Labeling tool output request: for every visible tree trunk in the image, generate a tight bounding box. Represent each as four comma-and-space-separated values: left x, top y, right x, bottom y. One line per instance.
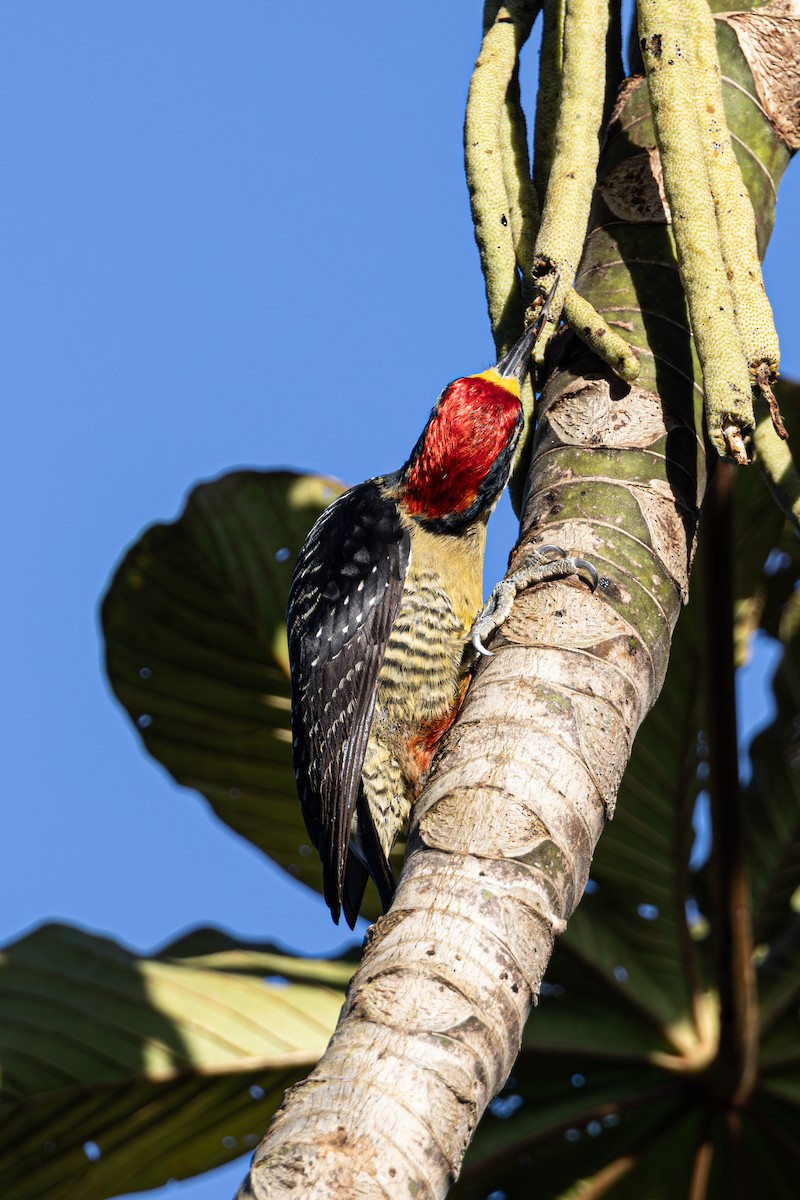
236, 5, 798, 1196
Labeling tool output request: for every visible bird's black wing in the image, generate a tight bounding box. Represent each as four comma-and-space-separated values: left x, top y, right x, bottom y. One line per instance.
287, 478, 409, 923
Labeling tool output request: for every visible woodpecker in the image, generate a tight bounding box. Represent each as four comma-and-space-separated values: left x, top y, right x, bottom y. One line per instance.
287, 316, 596, 927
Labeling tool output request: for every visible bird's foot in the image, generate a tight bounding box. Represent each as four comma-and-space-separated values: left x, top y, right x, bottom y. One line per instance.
470, 545, 598, 657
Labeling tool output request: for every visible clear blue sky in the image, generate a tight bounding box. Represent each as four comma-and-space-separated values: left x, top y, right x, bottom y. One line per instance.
3, 5, 796, 1198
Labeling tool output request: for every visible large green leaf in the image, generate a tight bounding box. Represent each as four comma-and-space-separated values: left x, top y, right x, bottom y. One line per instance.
99, 451, 800, 1196
101, 469, 348, 907
0, 923, 349, 1200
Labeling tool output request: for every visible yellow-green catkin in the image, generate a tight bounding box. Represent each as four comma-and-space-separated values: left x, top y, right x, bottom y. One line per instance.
533, 0, 565, 207
532, 0, 612, 331
685, 0, 780, 388
499, 64, 540, 306
465, 3, 538, 357
753, 403, 800, 535
638, 0, 754, 462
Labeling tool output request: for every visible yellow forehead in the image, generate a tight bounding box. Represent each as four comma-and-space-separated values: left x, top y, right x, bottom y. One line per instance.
471, 367, 520, 395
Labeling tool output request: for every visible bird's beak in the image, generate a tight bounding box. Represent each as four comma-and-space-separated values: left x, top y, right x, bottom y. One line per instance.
494, 275, 559, 384
494, 322, 541, 384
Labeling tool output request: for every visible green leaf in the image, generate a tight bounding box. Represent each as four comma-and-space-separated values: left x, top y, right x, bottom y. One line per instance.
101, 469, 346, 904
455, 1089, 691, 1199
160, 925, 359, 981
0, 923, 348, 1200
96, 427, 800, 1197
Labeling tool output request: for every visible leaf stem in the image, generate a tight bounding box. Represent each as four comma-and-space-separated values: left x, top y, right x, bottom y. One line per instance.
702, 463, 758, 1104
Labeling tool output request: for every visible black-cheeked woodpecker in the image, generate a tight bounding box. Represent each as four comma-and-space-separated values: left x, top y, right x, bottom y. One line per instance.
287, 317, 597, 926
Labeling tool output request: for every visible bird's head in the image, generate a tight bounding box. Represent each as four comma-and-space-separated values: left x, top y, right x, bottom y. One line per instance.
398, 323, 539, 530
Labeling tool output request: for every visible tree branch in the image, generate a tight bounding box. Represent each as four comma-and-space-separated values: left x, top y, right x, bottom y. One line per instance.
236, 5, 798, 1195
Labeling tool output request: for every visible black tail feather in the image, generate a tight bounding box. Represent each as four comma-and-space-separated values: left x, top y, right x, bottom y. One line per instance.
353, 790, 397, 919
341, 857, 369, 930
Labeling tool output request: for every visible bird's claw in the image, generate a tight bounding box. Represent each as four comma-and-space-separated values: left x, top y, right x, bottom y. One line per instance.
573, 557, 599, 592
468, 544, 597, 657
472, 632, 494, 658
470, 578, 517, 657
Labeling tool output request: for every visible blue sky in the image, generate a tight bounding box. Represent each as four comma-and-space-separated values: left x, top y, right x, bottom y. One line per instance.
3, 5, 797, 1198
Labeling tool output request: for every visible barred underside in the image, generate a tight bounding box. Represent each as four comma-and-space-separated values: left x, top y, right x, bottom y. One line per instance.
363, 566, 475, 862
